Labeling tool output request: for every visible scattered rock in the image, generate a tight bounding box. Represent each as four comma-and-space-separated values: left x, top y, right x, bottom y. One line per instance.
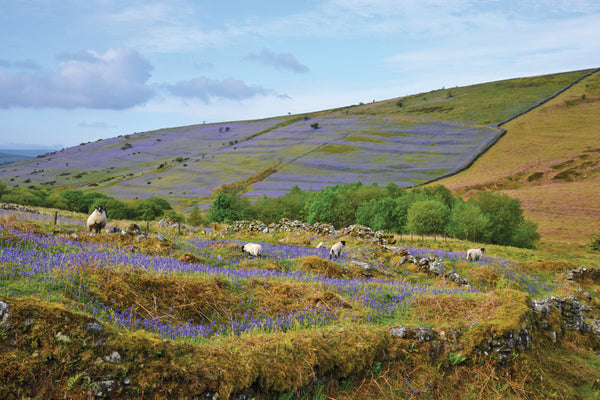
0, 301, 10, 328
85, 320, 105, 335
55, 332, 71, 343
390, 326, 407, 338
105, 225, 121, 234
104, 351, 122, 364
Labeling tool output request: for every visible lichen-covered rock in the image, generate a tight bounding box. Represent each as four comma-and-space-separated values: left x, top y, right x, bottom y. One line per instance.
0, 301, 10, 328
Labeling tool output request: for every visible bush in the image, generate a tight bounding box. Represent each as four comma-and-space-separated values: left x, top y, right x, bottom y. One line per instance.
591, 234, 600, 252
406, 199, 450, 237
91, 197, 133, 220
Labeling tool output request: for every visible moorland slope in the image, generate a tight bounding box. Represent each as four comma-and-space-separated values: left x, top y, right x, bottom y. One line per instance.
437, 69, 600, 245
0, 69, 595, 215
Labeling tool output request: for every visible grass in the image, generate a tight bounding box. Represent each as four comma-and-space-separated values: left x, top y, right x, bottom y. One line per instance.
3, 69, 595, 214
2, 207, 600, 399
437, 70, 600, 244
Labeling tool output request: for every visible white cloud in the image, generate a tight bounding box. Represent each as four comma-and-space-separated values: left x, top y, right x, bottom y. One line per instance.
162, 76, 290, 102
244, 48, 310, 73
0, 48, 154, 109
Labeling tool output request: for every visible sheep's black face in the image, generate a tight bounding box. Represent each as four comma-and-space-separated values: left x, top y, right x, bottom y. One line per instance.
96, 206, 104, 213
341, 240, 346, 246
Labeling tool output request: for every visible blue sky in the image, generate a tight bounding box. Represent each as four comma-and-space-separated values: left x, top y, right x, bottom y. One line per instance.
1, 0, 599, 150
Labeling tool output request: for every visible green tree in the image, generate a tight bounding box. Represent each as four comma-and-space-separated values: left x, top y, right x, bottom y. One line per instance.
187, 205, 205, 226
511, 219, 540, 249
307, 187, 338, 226
406, 199, 450, 237
90, 197, 133, 220
208, 192, 235, 223
1, 187, 45, 206
447, 201, 488, 241
208, 193, 255, 223
356, 197, 405, 233
469, 192, 524, 245
44, 192, 71, 210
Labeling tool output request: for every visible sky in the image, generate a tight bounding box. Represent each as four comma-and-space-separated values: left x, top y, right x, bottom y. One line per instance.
1, 0, 599, 150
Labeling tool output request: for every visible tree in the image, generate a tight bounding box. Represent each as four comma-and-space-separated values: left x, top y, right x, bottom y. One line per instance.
511, 220, 540, 249
469, 192, 524, 245
447, 201, 488, 242
187, 205, 205, 226
91, 197, 133, 220
406, 199, 450, 237
356, 197, 405, 233
208, 192, 235, 223
307, 187, 338, 226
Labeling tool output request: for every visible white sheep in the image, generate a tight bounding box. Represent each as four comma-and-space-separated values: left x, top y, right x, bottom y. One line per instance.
87, 206, 107, 234
466, 248, 485, 261
329, 240, 346, 260
316, 241, 325, 248
241, 243, 263, 257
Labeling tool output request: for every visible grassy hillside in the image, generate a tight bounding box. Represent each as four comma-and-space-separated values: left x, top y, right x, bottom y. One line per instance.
2, 204, 600, 399
437, 70, 600, 245
0, 69, 594, 213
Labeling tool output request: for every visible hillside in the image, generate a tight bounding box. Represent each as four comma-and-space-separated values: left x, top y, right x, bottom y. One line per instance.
436, 69, 600, 245
0, 69, 595, 214
2, 205, 600, 399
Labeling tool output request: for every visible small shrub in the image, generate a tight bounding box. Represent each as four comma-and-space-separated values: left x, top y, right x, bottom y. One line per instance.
590, 233, 600, 251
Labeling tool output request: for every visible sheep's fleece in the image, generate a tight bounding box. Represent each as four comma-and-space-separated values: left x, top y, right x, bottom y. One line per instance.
87, 206, 107, 233
466, 248, 485, 261
329, 240, 346, 260
242, 243, 263, 257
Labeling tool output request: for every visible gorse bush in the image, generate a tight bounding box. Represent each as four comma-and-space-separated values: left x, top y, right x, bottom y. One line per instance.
208, 182, 540, 248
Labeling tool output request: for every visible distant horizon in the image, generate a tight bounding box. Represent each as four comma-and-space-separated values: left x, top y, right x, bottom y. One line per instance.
0, 148, 56, 157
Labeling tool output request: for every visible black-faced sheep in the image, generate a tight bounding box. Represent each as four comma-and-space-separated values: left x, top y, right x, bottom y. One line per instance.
87, 206, 107, 234
329, 240, 346, 260
241, 243, 263, 257
466, 248, 485, 261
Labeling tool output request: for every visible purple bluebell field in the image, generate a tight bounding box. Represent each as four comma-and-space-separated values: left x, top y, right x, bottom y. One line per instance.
0, 116, 502, 207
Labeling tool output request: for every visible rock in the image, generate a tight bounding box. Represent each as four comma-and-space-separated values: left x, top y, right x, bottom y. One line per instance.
0, 301, 10, 328
95, 380, 119, 397
413, 327, 435, 342
429, 260, 446, 276
104, 351, 122, 364
105, 225, 121, 234
55, 332, 71, 343
390, 326, 407, 338
85, 320, 105, 335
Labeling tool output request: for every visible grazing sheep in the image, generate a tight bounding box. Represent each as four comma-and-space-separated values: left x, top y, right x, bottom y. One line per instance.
329, 240, 346, 260
316, 241, 325, 248
466, 248, 485, 261
241, 243, 263, 257
87, 206, 107, 234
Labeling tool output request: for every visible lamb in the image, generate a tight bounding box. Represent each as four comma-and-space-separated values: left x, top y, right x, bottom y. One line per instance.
87, 206, 107, 234
466, 248, 485, 261
329, 240, 346, 260
241, 243, 263, 257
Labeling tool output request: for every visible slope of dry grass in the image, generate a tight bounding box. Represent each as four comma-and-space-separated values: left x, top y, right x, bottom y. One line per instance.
437, 71, 600, 245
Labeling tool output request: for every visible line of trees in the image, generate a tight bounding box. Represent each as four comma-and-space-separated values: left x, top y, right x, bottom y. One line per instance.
0, 181, 176, 222
208, 182, 540, 249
